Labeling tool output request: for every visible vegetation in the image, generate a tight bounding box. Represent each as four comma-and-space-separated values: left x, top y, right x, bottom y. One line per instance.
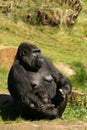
71, 62, 87, 93
0, 0, 87, 122
0, 67, 8, 90
63, 100, 87, 121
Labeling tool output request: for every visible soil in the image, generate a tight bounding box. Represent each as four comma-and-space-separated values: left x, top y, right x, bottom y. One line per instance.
0, 46, 17, 70
0, 121, 87, 130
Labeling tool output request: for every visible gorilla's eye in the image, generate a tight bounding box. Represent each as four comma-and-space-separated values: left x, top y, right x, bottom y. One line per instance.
32, 49, 41, 58
32, 52, 37, 57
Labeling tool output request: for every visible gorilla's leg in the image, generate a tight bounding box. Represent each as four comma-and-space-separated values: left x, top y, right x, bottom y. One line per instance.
16, 102, 58, 120
58, 95, 67, 118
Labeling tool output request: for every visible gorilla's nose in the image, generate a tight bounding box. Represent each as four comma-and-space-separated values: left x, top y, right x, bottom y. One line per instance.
36, 54, 44, 62
39, 57, 44, 63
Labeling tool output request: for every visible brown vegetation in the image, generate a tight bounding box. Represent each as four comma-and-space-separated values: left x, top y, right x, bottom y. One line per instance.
0, 0, 82, 26
26, 0, 82, 26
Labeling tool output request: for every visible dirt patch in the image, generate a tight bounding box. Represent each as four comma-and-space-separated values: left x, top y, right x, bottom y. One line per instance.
0, 121, 87, 130
84, 63, 87, 71
0, 46, 17, 70
54, 63, 75, 76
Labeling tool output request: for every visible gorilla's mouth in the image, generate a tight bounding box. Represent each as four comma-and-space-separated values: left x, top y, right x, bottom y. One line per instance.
37, 58, 44, 65
31, 58, 44, 69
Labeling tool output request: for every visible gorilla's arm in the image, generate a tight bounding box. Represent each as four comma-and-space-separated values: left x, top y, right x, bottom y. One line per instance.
8, 63, 45, 110
44, 58, 72, 95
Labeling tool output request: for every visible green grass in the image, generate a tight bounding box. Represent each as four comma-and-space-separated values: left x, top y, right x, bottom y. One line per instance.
0, 67, 8, 90
0, 0, 87, 122
63, 101, 87, 121
72, 62, 87, 84
70, 62, 87, 93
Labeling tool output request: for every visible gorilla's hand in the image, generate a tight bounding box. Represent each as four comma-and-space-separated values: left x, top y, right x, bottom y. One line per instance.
37, 103, 55, 112
59, 89, 66, 101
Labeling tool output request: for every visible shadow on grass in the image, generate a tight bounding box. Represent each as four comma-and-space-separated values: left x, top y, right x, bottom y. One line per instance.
0, 94, 19, 121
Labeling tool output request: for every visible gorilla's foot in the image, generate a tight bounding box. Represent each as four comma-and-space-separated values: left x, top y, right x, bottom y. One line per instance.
41, 107, 58, 119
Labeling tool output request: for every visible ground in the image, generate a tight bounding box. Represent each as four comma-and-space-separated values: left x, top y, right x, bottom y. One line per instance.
0, 121, 87, 130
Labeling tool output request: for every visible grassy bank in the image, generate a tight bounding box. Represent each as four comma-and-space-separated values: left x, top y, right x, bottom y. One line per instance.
0, 0, 87, 122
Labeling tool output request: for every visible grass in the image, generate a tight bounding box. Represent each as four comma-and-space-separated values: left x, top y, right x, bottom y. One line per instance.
63, 101, 87, 121
72, 62, 87, 85
0, 0, 87, 122
0, 67, 8, 90
0, 16, 87, 63
70, 62, 87, 93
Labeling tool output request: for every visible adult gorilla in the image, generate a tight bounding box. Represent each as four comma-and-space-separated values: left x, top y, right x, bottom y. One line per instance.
8, 42, 72, 119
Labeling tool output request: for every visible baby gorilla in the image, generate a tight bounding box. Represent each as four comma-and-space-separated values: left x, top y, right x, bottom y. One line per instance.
30, 74, 55, 109
28, 87, 55, 110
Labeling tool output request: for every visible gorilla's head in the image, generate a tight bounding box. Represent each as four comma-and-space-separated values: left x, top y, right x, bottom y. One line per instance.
15, 42, 44, 70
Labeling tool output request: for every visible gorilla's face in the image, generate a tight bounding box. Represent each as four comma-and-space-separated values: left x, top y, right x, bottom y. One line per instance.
31, 49, 44, 69
16, 42, 44, 70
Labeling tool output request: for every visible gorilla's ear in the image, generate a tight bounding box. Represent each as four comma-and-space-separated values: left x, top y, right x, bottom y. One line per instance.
22, 49, 26, 56
20, 48, 26, 57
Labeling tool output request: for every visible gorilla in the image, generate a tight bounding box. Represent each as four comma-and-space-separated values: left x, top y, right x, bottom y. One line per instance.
8, 42, 72, 119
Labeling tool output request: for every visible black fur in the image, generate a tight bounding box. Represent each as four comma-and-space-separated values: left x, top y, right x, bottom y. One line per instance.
8, 42, 72, 119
